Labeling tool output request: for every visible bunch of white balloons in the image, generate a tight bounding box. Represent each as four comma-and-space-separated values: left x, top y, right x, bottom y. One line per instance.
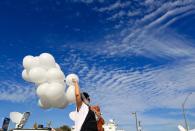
22, 53, 79, 109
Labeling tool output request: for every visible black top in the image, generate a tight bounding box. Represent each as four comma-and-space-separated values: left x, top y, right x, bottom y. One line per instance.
80, 109, 98, 131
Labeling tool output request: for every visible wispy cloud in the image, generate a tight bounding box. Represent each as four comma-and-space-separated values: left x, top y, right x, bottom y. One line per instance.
71, 0, 104, 4
95, 1, 131, 12
1, 1, 195, 130
0, 57, 36, 102
160, 10, 195, 29
0, 80, 35, 102
58, 2, 195, 127
93, 30, 195, 61
12, 0, 195, 130
91, 0, 195, 60
57, 46, 195, 130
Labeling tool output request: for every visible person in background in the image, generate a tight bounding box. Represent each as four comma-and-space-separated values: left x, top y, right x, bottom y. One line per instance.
90, 106, 105, 131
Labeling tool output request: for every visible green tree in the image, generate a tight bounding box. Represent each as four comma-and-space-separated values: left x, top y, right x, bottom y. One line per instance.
33, 122, 38, 129
55, 125, 71, 131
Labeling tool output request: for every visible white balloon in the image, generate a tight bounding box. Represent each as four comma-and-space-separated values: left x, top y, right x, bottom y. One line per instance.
48, 82, 65, 96
10, 112, 23, 124
55, 63, 61, 69
66, 86, 76, 103
66, 74, 79, 86
178, 125, 186, 131
53, 94, 69, 108
23, 55, 34, 70
47, 68, 65, 83
37, 82, 67, 108
38, 99, 44, 108
46, 82, 66, 105
22, 53, 74, 109
30, 57, 41, 69
58, 100, 69, 109
69, 111, 77, 121
29, 67, 47, 84
35, 83, 41, 87
38, 98, 51, 109
39, 53, 56, 69
36, 83, 49, 97
22, 69, 31, 82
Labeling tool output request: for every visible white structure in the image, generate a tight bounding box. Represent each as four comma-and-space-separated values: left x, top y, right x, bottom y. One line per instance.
70, 119, 125, 131
103, 119, 125, 131
178, 125, 195, 131
71, 126, 75, 131
13, 130, 50, 131
10, 112, 30, 128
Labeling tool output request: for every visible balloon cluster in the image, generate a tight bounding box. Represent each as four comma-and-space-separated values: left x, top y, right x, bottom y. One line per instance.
22, 53, 79, 109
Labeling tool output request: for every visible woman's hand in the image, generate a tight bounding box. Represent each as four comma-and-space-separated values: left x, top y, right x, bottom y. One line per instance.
72, 78, 77, 84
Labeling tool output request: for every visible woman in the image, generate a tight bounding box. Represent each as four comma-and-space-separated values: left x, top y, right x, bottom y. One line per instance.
72, 79, 98, 131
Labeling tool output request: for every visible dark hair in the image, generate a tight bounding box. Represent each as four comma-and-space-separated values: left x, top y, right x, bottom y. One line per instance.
81, 92, 90, 101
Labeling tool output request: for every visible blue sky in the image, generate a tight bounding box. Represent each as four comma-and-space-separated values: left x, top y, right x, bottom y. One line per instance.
0, 0, 195, 131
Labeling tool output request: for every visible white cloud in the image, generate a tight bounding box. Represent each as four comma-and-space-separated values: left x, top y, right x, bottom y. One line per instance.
139, 0, 194, 25
71, 0, 104, 4
0, 57, 36, 102
91, 0, 195, 60
107, 10, 126, 21
160, 10, 195, 29
143, 4, 195, 30
95, 1, 131, 12
58, 48, 195, 130
59, 1, 195, 130
94, 30, 195, 60
0, 80, 35, 102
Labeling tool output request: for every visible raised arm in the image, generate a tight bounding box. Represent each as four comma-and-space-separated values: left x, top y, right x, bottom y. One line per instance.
72, 78, 82, 111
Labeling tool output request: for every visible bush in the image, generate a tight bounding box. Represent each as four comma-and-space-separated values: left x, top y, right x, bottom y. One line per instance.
55, 125, 71, 131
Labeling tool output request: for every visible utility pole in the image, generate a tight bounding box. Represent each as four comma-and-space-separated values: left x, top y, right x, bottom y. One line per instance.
47, 121, 52, 128
138, 121, 142, 131
182, 93, 192, 131
132, 112, 139, 131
